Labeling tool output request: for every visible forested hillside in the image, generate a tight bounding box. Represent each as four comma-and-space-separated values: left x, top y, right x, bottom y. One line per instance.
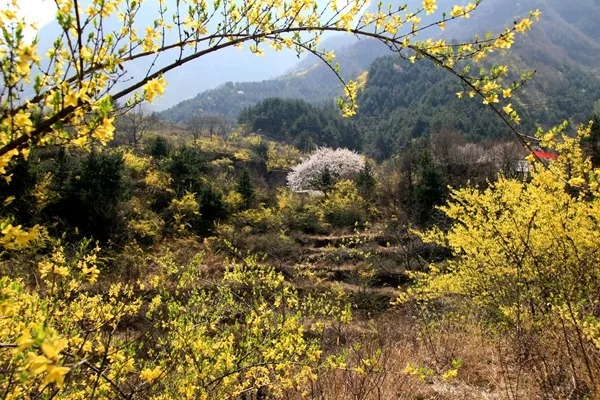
357, 56, 600, 159
167, 51, 600, 161
238, 98, 362, 151
161, 0, 600, 141
159, 40, 393, 122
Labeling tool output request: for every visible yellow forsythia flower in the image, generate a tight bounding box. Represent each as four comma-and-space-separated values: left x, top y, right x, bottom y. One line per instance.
43, 365, 71, 388
422, 0, 437, 15
140, 366, 163, 382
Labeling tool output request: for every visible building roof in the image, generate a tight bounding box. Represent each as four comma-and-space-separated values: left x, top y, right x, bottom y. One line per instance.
533, 149, 558, 160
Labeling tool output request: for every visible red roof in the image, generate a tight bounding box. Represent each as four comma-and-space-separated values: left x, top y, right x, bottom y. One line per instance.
533, 150, 558, 160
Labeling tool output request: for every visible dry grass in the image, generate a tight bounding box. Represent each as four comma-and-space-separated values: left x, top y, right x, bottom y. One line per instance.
14, 229, 593, 400
282, 306, 600, 400
311, 313, 508, 400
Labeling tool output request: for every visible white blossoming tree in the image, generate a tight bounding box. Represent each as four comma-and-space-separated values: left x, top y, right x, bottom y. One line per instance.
287, 147, 365, 192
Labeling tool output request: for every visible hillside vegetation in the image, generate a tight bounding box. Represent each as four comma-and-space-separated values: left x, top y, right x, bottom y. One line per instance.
2, 0, 600, 398
4, 114, 600, 397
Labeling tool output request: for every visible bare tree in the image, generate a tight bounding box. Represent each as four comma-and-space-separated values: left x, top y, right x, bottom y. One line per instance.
430, 129, 466, 167
186, 114, 227, 140
115, 105, 158, 146
488, 139, 527, 178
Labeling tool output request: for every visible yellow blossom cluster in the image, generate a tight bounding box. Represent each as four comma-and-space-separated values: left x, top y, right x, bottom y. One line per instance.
1, 245, 355, 398
402, 121, 600, 392
143, 76, 167, 104
0, 222, 43, 249
423, 0, 437, 15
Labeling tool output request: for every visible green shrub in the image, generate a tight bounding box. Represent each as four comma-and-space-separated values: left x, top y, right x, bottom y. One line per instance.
144, 135, 172, 159
276, 189, 325, 234
231, 206, 281, 234
44, 149, 129, 243
318, 180, 369, 229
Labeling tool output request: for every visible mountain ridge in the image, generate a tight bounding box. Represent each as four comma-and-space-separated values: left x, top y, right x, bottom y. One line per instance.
160, 0, 600, 131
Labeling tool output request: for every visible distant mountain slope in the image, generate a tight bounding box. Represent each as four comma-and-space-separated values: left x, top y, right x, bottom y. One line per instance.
160, 0, 600, 127
356, 56, 600, 160
160, 38, 392, 122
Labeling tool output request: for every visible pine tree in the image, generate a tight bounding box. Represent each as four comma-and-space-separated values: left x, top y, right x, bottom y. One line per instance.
236, 170, 255, 209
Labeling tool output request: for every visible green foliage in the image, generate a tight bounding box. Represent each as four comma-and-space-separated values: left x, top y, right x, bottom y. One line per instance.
357, 58, 515, 160
373, 140, 448, 227
0, 154, 42, 227
355, 161, 377, 199
144, 135, 172, 159
43, 149, 129, 243
249, 138, 270, 161
236, 170, 255, 210
166, 144, 210, 195
355, 56, 600, 161
160, 75, 350, 123
238, 98, 362, 151
411, 149, 446, 226
160, 144, 228, 234
318, 180, 371, 229
315, 167, 335, 193
0, 132, 301, 247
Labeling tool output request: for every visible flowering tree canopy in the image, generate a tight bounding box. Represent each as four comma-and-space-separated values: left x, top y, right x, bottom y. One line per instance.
287, 147, 365, 192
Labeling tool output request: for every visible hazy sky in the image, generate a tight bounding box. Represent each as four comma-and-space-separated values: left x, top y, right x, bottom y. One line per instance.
24, 0, 57, 27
